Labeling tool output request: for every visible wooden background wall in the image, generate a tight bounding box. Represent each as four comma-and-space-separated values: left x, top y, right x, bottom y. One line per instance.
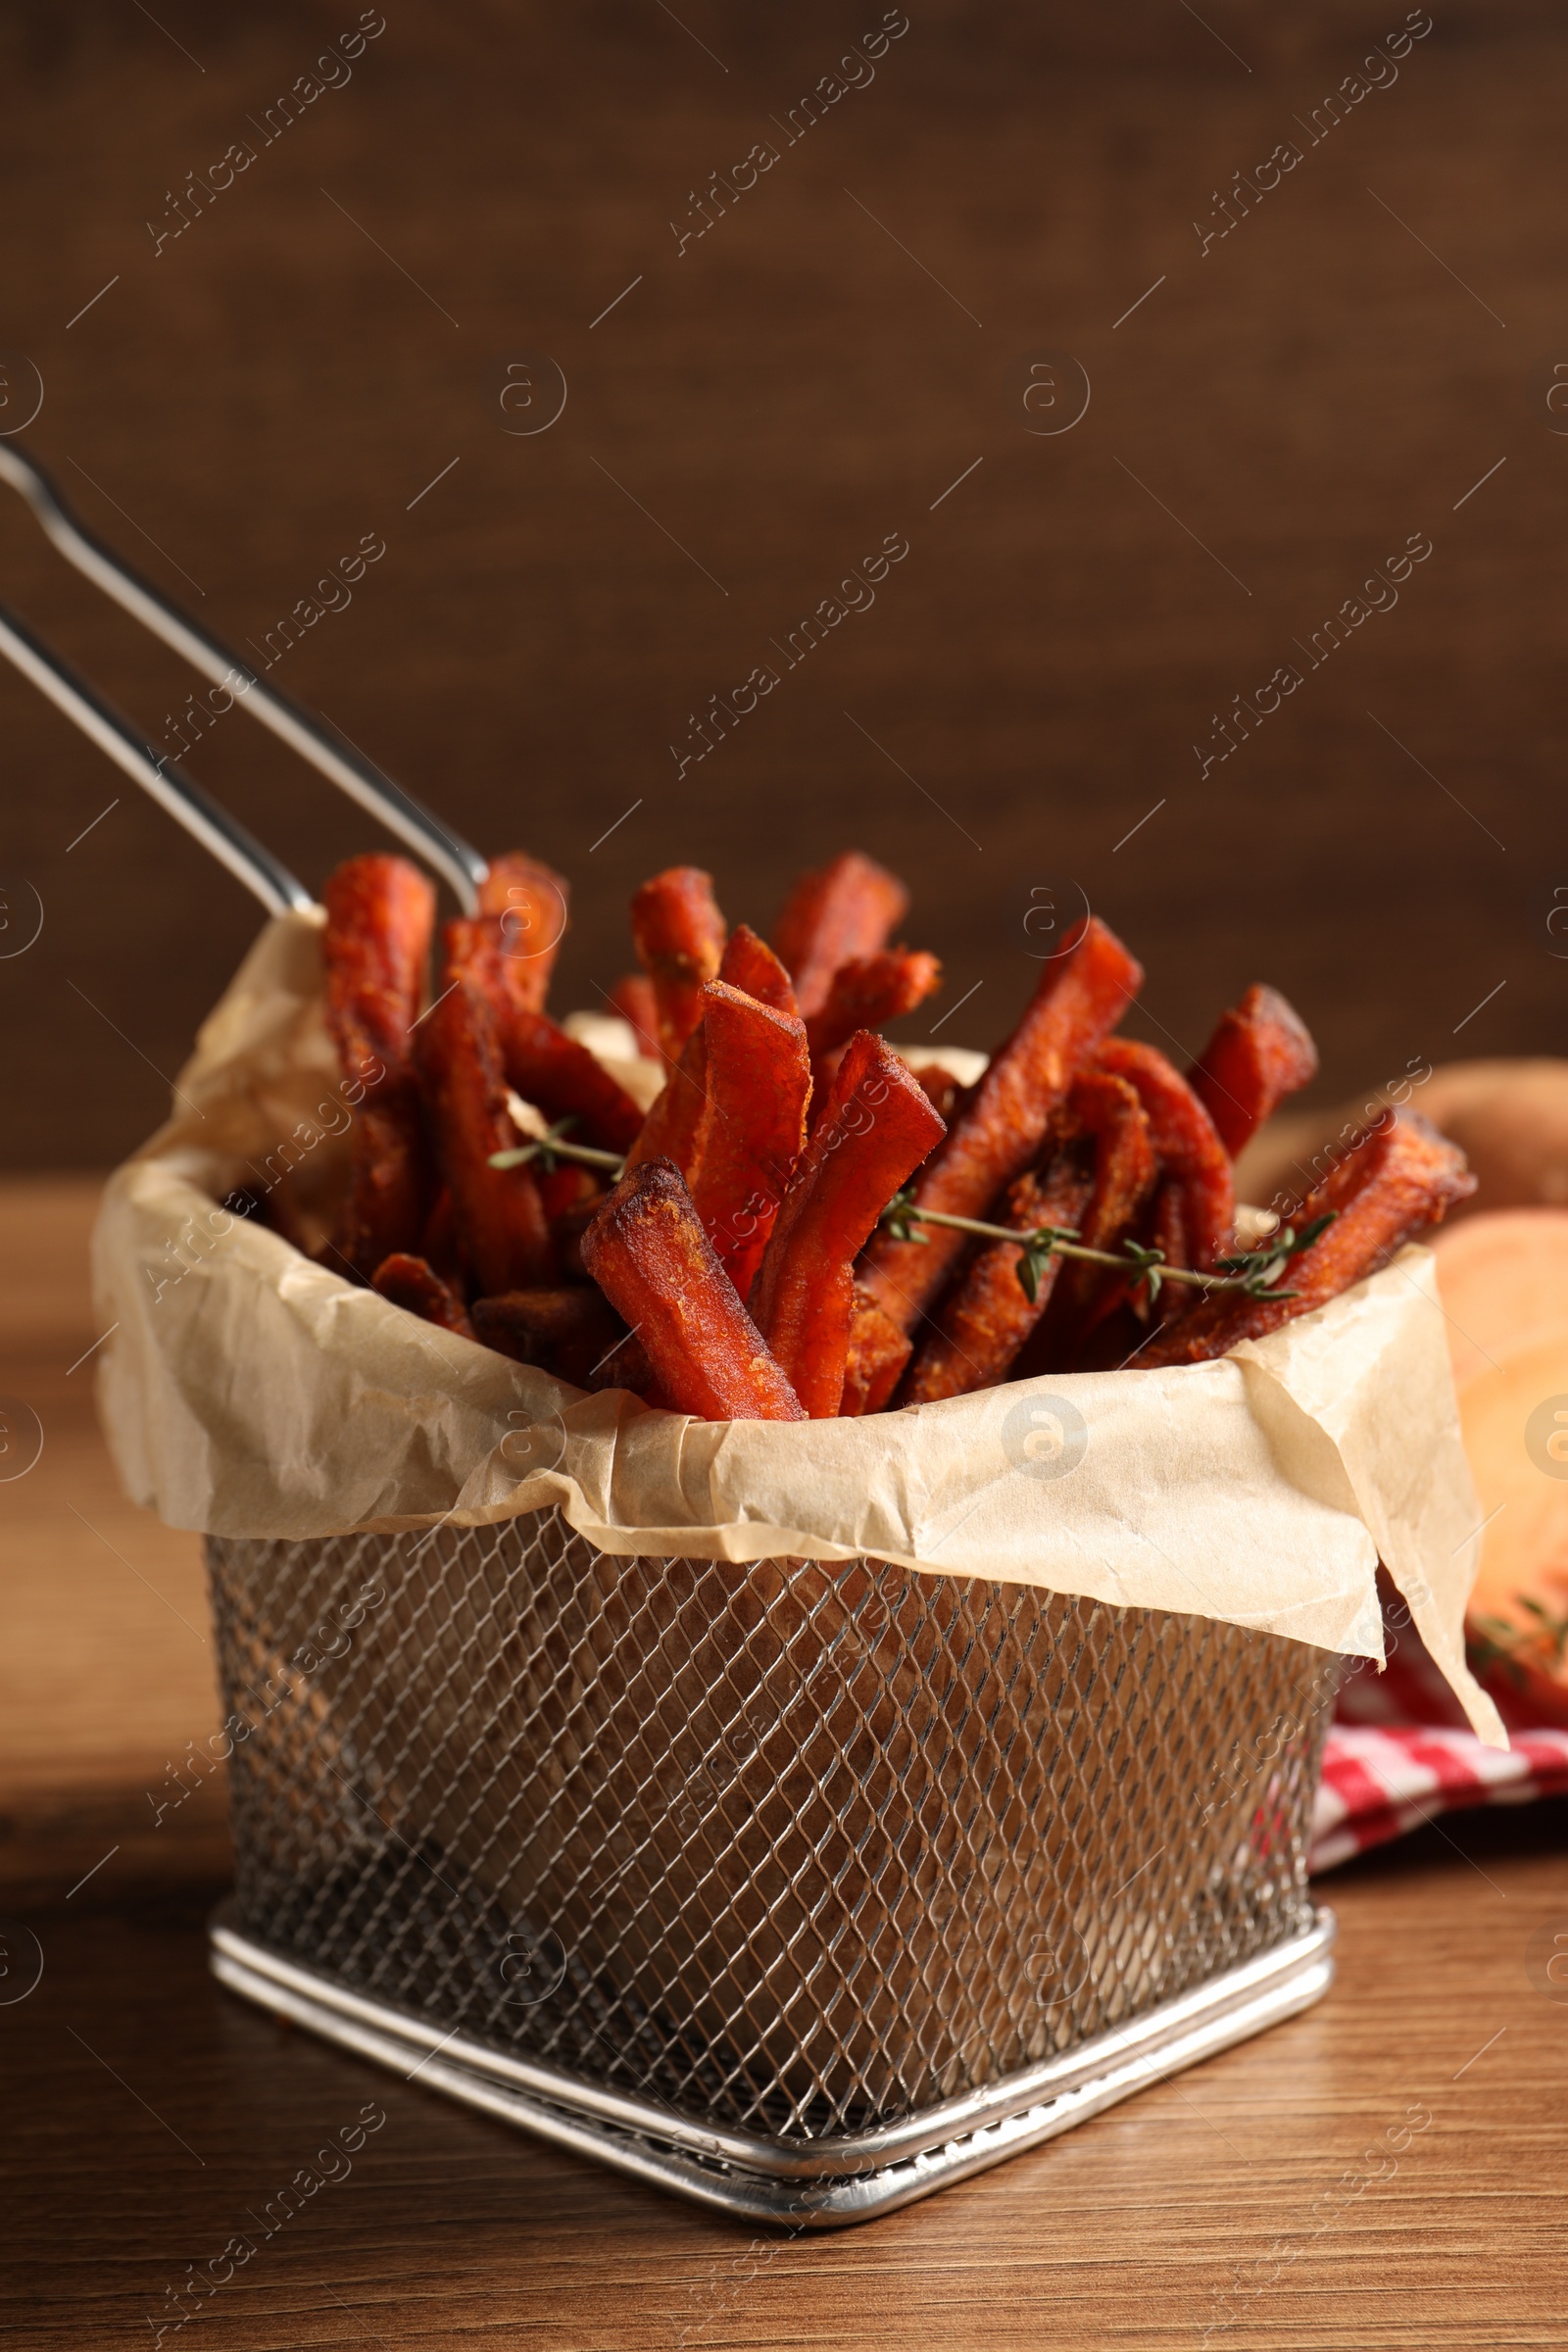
2, 0, 1563, 1167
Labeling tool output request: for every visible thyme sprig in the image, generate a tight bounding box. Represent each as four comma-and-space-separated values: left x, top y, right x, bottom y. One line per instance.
488, 1117, 624, 1176
877, 1191, 1335, 1303
1211, 1212, 1337, 1285
485, 1130, 1335, 1307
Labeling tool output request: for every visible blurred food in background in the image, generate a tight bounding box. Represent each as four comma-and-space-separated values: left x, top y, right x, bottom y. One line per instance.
1244, 1059, 1568, 1726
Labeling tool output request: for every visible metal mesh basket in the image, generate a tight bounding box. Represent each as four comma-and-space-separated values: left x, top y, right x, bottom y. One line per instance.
206, 1507, 1338, 2222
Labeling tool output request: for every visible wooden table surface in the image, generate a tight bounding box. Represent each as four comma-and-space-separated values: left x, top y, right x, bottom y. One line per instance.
4, 1182, 1566, 2351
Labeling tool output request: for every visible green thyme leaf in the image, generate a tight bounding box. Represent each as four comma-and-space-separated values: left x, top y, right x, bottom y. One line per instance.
1118, 1239, 1166, 1302
881, 1188, 929, 1246
1216, 1208, 1338, 1284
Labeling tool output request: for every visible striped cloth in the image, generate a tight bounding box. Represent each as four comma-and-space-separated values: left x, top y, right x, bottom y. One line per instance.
1310, 1630, 1568, 1873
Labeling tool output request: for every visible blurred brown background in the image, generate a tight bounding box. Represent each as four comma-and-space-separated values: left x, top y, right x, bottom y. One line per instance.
1, 0, 1562, 1168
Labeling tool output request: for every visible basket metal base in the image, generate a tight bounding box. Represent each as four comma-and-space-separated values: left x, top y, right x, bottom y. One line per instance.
211, 1906, 1335, 2226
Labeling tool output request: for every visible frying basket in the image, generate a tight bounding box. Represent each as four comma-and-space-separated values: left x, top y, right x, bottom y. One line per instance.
206, 1506, 1338, 2223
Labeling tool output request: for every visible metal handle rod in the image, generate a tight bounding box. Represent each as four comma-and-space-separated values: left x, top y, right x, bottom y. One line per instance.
0, 601, 313, 917
0, 440, 485, 912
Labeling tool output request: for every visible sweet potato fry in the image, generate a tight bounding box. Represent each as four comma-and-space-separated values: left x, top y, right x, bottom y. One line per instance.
476, 852, 569, 1013
1147, 1177, 1192, 1328
550, 1192, 608, 1280
322, 854, 436, 1279
441, 917, 645, 1154
581, 1159, 807, 1421
1139, 1109, 1475, 1367
497, 1006, 646, 1154
440, 914, 504, 998
686, 981, 812, 1297
718, 922, 799, 1017
625, 961, 808, 1202
416, 979, 555, 1294
1068, 1068, 1155, 1219
631, 923, 917, 1203
1066, 1040, 1230, 1356
623, 1023, 710, 1180
860, 916, 1145, 1334
907, 1063, 962, 1126
324, 854, 435, 1054
471, 1285, 624, 1387
771, 851, 908, 1021
753, 1034, 947, 1416
1188, 984, 1318, 1158
805, 949, 942, 1058
1017, 1074, 1156, 1373
1096, 1037, 1234, 1271
901, 1152, 1094, 1404
583, 1324, 663, 1404
610, 973, 662, 1060
1059, 1070, 1156, 1247
328, 1101, 429, 1285
1065, 1163, 1196, 1370
839, 1288, 914, 1417
631, 865, 727, 1063
370, 1251, 475, 1340
419, 1185, 464, 1285
536, 1162, 601, 1224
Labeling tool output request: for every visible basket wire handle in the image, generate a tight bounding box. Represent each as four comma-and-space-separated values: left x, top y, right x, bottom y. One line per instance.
0, 597, 310, 915
0, 438, 485, 913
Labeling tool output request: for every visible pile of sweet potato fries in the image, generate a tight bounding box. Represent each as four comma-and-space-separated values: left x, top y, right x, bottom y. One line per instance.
295, 846, 1474, 1422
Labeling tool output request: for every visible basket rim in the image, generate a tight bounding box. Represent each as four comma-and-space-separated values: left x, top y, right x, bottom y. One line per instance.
211, 1904, 1334, 2181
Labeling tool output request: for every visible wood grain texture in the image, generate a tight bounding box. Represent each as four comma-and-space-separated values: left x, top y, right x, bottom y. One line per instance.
1, 1175, 1564, 2346
0, 1179, 225, 1905
1, 1827, 1564, 2351
0, 3, 1564, 1171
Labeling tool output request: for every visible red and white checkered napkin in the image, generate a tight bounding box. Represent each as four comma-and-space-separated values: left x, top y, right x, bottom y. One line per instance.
1310, 1636, 1568, 1873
